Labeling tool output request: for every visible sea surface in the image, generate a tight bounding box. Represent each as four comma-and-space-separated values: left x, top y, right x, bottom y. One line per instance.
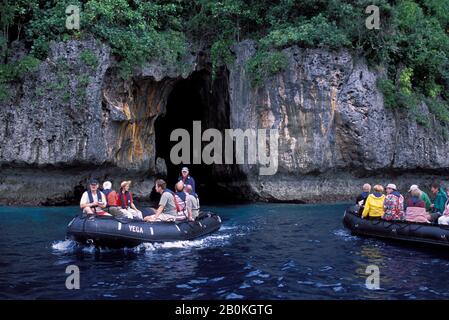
1, 203, 449, 299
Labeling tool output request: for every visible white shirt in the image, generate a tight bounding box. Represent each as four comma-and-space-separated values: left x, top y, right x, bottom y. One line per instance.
187, 194, 200, 213
80, 191, 106, 206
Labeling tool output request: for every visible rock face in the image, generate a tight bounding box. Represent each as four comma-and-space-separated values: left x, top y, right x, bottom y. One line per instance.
0, 38, 209, 205
1, 38, 449, 205
227, 40, 449, 201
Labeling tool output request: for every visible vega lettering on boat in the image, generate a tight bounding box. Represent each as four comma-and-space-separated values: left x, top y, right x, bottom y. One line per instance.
128, 225, 143, 233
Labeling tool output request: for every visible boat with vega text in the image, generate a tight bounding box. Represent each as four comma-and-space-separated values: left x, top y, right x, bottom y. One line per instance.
66, 211, 222, 248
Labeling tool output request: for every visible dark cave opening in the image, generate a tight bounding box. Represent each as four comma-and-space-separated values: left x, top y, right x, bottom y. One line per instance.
155, 72, 210, 193
152, 68, 247, 204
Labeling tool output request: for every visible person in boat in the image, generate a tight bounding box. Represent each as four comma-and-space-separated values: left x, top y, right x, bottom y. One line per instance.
102, 181, 124, 217
174, 181, 193, 221
438, 187, 449, 225
356, 184, 371, 206
356, 183, 371, 215
404, 188, 431, 223
80, 179, 108, 215
361, 185, 385, 219
117, 181, 143, 220
408, 184, 432, 212
178, 167, 196, 194
185, 184, 200, 220
430, 181, 447, 218
383, 183, 405, 221
144, 179, 178, 222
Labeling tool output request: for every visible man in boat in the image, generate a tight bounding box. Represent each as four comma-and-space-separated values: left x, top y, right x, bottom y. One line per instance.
174, 181, 193, 221
178, 167, 196, 194
438, 187, 449, 225
144, 179, 178, 222
408, 184, 432, 212
430, 181, 447, 223
102, 181, 125, 217
117, 181, 143, 220
185, 184, 200, 220
355, 183, 371, 215
80, 179, 108, 215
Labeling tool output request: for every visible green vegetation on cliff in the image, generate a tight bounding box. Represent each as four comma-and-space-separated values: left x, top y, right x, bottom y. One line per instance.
1, 0, 449, 124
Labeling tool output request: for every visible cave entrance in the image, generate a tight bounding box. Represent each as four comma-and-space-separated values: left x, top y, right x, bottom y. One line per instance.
154, 70, 215, 202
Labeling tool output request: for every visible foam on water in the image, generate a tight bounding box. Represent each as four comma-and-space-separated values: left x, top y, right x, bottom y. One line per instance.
219, 225, 239, 231
52, 239, 112, 254
51, 239, 78, 253
226, 293, 244, 299
51, 223, 239, 255
136, 233, 232, 253
333, 229, 359, 241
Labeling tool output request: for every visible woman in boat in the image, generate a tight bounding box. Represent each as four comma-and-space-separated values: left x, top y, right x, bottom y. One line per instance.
383, 183, 405, 221
117, 181, 143, 220
404, 188, 431, 223
361, 185, 385, 219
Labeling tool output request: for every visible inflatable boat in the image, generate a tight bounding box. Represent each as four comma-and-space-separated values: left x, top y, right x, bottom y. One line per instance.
66, 211, 222, 248
343, 205, 449, 247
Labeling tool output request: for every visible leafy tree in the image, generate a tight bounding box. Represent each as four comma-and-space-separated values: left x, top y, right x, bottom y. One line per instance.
0, 0, 449, 122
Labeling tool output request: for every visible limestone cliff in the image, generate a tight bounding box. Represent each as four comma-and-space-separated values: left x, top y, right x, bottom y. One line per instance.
1, 39, 448, 205
227, 40, 449, 202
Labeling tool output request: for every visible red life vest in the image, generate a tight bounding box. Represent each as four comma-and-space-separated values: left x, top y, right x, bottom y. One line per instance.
118, 191, 133, 209
106, 190, 118, 206
163, 190, 181, 213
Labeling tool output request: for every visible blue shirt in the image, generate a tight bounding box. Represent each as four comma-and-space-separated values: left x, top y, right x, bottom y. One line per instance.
178, 175, 196, 194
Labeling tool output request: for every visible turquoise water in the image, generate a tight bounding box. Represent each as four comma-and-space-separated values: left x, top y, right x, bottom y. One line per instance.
1, 203, 449, 299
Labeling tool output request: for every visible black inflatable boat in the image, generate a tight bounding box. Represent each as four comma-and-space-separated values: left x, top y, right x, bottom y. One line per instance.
66, 211, 222, 248
343, 205, 449, 247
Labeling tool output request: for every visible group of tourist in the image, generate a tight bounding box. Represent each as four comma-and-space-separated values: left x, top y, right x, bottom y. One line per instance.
356, 181, 449, 225
79, 179, 144, 219
79, 167, 200, 222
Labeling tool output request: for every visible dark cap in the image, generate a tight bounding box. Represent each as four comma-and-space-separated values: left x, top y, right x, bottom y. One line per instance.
89, 179, 99, 185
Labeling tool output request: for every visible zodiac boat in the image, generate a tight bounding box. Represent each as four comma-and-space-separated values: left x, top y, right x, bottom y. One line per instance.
66, 211, 222, 248
343, 205, 449, 247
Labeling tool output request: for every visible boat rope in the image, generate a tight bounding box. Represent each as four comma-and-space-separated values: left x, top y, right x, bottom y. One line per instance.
397, 222, 410, 231
409, 224, 424, 232
382, 221, 395, 229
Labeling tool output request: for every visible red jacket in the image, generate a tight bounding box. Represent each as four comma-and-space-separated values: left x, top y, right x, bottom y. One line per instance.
106, 190, 118, 206
116, 191, 133, 209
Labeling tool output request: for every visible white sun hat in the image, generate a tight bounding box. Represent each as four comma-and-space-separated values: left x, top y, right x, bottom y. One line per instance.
386, 183, 397, 190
